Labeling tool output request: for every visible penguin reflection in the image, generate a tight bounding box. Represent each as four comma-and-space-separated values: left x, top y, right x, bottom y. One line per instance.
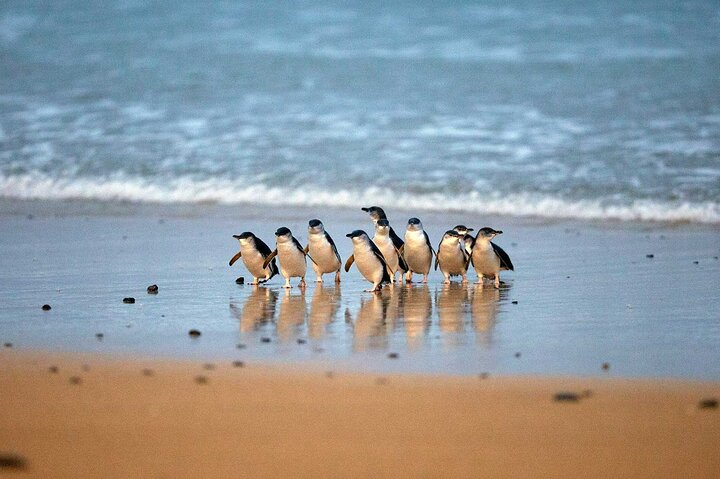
230, 286, 278, 333
352, 292, 394, 351
471, 284, 506, 341
436, 283, 469, 333
308, 285, 341, 339
399, 284, 432, 344
277, 288, 307, 341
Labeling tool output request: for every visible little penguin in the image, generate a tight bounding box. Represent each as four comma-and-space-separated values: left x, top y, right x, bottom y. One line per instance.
361, 206, 405, 252
435, 230, 470, 284
263, 227, 310, 288
452, 225, 475, 257
402, 217, 435, 283
372, 218, 408, 284
344, 230, 392, 292
229, 232, 279, 285
471, 227, 514, 288
306, 219, 342, 283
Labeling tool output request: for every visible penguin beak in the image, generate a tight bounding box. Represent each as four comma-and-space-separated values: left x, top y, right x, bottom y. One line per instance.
361, 207, 369, 212
467, 228, 474, 232
494, 230, 503, 235
232, 234, 241, 239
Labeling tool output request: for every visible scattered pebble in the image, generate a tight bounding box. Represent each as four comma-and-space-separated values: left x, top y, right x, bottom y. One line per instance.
646, 254, 654, 259
714, 256, 718, 260
693, 261, 699, 265
41, 304, 52, 311
232, 360, 245, 368
387, 352, 399, 359
147, 284, 159, 294
478, 372, 490, 379
69, 376, 82, 385
203, 363, 216, 370
188, 329, 201, 337
194, 375, 208, 385
142, 369, 154, 377
553, 392, 580, 402
123, 297, 135, 304
698, 398, 718, 410
0, 454, 27, 471
297, 338, 307, 344
514, 352, 521, 358
95, 333, 104, 340
3, 342, 12, 348
260, 337, 271, 343
602, 362, 610, 371
236, 343, 246, 349
511, 300, 518, 305
325, 371, 334, 379
566, 276, 570, 279
48, 366, 59, 374
236, 277, 245, 285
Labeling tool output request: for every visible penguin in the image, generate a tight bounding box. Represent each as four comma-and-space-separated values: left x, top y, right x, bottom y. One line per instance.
471, 227, 514, 288
372, 218, 408, 284
229, 232, 279, 285
435, 230, 469, 284
306, 219, 342, 283
263, 227, 310, 289
402, 217, 435, 283
361, 206, 405, 252
452, 225, 475, 257
344, 230, 392, 292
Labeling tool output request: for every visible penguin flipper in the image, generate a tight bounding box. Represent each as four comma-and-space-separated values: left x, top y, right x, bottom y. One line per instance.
396, 248, 408, 271
306, 253, 319, 266
344, 254, 355, 272
491, 242, 514, 271
229, 250, 242, 266
303, 245, 309, 254
262, 249, 278, 270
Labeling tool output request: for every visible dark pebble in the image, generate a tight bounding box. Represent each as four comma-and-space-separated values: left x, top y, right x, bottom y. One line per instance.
48, 366, 59, 374
142, 369, 154, 377
514, 352, 521, 358
195, 375, 208, 385
581, 389, 593, 398
95, 333, 104, 340
232, 361, 245, 368
3, 342, 12, 348
511, 300, 518, 305
261, 337, 271, 343
41, 304, 52, 311
236, 277, 245, 285
236, 343, 246, 349
325, 371, 334, 379
646, 254, 654, 259
123, 297, 135, 304
147, 284, 159, 294
714, 256, 718, 260
602, 362, 610, 371
203, 363, 216, 370
566, 276, 570, 279
698, 398, 718, 409
553, 392, 580, 402
478, 372, 490, 379
693, 261, 699, 265
188, 329, 201, 337
69, 376, 82, 385
387, 352, 399, 359
0, 454, 27, 470
297, 338, 307, 344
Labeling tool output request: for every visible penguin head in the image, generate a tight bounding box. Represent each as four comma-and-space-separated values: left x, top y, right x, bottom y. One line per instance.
442, 230, 461, 243
452, 225, 473, 235
476, 227, 502, 240
308, 219, 324, 234
232, 232, 255, 245
346, 229, 369, 243
375, 218, 390, 235
275, 227, 293, 242
361, 206, 386, 223
406, 217, 423, 231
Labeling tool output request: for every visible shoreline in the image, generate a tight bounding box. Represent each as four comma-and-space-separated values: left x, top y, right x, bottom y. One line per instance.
1, 349, 719, 478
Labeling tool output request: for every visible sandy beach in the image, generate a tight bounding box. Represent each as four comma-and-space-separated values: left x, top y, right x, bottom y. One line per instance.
1, 350, 719, 478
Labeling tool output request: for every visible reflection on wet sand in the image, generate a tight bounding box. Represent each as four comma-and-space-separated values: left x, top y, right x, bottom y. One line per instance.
277, 289, 307, 341
400, 285, 432, 347
436, 283, 469, 334
308, 285, 341, 339
230, 286, 278, 333
352, 293, 391, 351
471, 284, 510, 344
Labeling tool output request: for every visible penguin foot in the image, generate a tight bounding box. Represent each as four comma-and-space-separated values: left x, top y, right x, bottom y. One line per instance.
334, 272, 341, 283
443, 280, 450, 284
315, 278, 323, 283
299, 279, 307, 288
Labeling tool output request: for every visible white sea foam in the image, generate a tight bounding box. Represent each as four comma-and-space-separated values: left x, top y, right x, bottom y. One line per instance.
1, 173, 718, 225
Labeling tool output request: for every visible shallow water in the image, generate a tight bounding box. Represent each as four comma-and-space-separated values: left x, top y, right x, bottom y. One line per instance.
1, 206, 719, 379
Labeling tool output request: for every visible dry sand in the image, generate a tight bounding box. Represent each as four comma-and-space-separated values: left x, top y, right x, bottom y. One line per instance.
1, 350, 718, 478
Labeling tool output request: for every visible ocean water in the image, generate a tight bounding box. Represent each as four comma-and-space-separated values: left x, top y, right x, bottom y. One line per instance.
1, 0, 719, 223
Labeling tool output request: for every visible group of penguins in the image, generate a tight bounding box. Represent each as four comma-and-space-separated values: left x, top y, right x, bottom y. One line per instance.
229, 206, 514, 292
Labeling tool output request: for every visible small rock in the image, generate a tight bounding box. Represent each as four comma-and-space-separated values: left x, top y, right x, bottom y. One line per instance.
69, 376, 82, 385
514, 352, 521, 358
581, 389, 593, 398
188, 329, 201, 337
693, 261, 699, 265
698, 398, 718, 410
236, 277, 245, 285
0, 454, 27, 470
387, 352, 399, 359
478, 372, 490, 379
511, 300, 518, 305
41, 304, 52, 311
3, 342, 12, 348
95, 333, 104, 340
646, 254, 654, 259
142, 369, 154, 377
261, 337, 271, 343
236, 343, 246, 349
602, 362, 610, 371
297, 338, 307, 344
123, 297, 135, 304
195, 375, 208, 385
232, 360, 245, 368
48, 366, 59, 374
325, 371, 334, 379
553, 392, 580, 402
147, 284, 159, 294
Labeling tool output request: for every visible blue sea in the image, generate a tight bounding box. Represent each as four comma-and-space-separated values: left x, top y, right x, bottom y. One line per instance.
1, 0, 719, 223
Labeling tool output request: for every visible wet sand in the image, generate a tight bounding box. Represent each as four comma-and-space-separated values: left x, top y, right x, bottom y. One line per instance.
1, 350, 719, 478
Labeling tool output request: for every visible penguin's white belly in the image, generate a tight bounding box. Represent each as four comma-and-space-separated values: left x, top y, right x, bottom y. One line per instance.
472, 245, 500, 277
240, 246, 270, 278
438, 247, 465, 275
355, 250, 385, 284
308, 239, 340, 273
278, 245, 307, 278
405, 239, 432, 274
373, 237, 399, 272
